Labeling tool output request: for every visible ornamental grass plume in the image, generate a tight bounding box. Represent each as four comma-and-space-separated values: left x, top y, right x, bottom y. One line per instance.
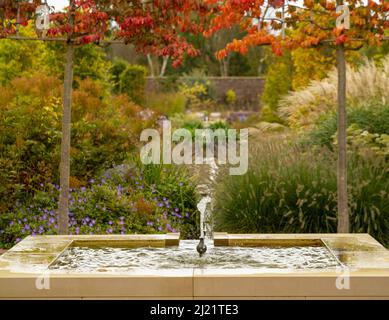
279, 56, 389, 131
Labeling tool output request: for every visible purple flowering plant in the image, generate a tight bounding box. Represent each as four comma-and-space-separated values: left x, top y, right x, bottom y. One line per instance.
0, 161, 199, 249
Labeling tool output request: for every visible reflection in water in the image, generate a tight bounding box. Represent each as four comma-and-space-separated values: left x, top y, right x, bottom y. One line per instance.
49, 241, 341, 273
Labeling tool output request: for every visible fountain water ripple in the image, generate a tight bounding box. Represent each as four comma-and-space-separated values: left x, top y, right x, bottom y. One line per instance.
49, 241, 341, 273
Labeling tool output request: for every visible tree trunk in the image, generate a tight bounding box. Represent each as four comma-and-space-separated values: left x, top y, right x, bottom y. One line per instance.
147, 54, 155, 77
160, 56, 169, 77
336, 44, 349, 233
220, 58, 228, 77
58, 42, 74, 235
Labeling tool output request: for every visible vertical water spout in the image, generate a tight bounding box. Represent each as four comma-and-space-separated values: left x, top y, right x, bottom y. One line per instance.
196, 195, 211, 256
197, 195, 212, 240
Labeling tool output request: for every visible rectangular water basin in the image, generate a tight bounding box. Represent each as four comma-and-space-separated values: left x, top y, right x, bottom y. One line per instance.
1, 233, 389, 299
48, 239, 340, 272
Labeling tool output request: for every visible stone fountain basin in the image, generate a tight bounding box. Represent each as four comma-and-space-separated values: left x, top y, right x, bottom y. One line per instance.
1, 233, 389, 299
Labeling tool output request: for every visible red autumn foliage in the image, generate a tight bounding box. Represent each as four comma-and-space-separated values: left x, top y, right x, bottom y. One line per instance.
0, 0, 41, 37
204, 0, 388, 59
0, 0, 209, 67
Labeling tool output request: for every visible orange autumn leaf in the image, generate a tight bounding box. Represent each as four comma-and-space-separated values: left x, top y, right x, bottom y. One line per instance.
205, 0, 387, 62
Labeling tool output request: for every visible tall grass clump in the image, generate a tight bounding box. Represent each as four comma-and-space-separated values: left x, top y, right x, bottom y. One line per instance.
213, 138, 389, 246
279, 56, 389, 131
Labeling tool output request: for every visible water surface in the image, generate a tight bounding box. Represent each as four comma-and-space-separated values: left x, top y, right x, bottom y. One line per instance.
49, 240, 341, 273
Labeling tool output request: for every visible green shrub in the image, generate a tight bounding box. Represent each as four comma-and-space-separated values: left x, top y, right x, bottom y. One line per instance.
0, 74, 149, 216
179, 71, 218, 110
213, 139, 389, 246
209, 121, 230, 131
181, 120, 204, 140
307, 103, 389, 148
344, 125, 389, 158
260, 105, 285, 124
170, 113, 201, 130
0, 75, 62, 213
145, 92, 187, 116
160, 75, 180, 92
179, 82, 208, 110
225, 89, 237, 106
0, 161, 200, 249
261, 53, 292, 110
110, 59, 128, 94
43, 42, 111, 85
119, 65, 147, 105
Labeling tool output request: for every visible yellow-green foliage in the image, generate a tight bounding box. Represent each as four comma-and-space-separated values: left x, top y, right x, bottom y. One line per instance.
169, 113, 201, 130
335, 124, 389, 158
260, 105, 284, 123
291, 48, 335, 90
255, 121, 287, 133
261, 53, 293, 110
119, 64, 147, 105
305, 102, 389, 148
0, 25, 111, 86
291, 47, 361, 91
225, 89, 237, 105
179, 81, 216, 110
145, 92, 187, 116
279, 56, 389, 130
110, 59, 128, 93
43, 43, 111, 83
0, 27, 46, 85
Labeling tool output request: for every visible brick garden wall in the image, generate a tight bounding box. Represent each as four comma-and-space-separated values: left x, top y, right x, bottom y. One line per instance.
146, 77, 265, 110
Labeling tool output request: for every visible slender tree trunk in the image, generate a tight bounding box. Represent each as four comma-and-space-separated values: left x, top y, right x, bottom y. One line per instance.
219, 60, 224, 77
219, 58, 228, 77
147, 54, 155, 77
58, 42, 74, 235
160, 56, 169, 77
336, 44, 349, 233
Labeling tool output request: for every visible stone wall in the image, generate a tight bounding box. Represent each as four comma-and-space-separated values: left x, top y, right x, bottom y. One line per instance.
146, 77, 265, 110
